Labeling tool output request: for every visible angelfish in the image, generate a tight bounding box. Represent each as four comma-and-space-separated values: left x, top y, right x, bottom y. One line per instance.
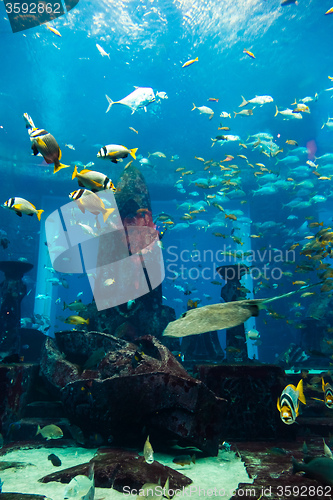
163, 283, 322, 338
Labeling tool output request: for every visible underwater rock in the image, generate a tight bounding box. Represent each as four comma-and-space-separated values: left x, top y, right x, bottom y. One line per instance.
39, 447, 192, 493
41, 333, 225, 454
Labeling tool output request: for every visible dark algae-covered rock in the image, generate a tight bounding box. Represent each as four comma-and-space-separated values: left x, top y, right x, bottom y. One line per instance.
39, 448, 192, 493
40, 332, 225, 454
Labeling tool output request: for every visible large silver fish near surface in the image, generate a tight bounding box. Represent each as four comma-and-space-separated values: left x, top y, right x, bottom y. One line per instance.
163, 284, 321, 338
105, 87, 155, 114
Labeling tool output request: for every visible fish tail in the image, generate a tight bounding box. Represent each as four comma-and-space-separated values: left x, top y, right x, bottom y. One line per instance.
191, 103, 196, 111
209, 113, 214, 120
233, 111, 237, 118
239, 96, 248, 107
103, 207, 115, 222
195, 57, 198, 62
274, 105, 279, 117
36, 425, 41, 436
130, 148, 138, 159
296, 379, 306, 405
291, 457, 302, 475
291, 99, 297, 106
85, 318, 90, 325
192, 454, 196, 464
54, 162, 70, 174
36, 209, 44, 221
63, 301, 67, 311
105, 94, 114, 113
72, 164, 78, 180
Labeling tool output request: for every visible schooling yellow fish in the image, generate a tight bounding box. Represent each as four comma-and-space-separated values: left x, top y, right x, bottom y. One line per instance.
3, 197, 44, 221
243, 49, 255, 59
182, 57, 198, 68
69, 189, 115, 222
64, 315, 90, 325
277, 379, 306, 425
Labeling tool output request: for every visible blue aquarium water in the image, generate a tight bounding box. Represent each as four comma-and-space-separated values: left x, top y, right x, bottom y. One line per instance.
0, 0, 333, 366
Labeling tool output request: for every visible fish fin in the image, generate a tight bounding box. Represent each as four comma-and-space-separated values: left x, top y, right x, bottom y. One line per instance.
311, 397, 325, 402
72, 165, 78, 180
86, 318, 90, 325
36, 137, 47, 148
105, 95, 114, 113
63, 302, 67, 311
130, 148, 138, 159
111, 159, 118, 164
14, 201, 35, 209
103, 208, 115, 222
192, 454, 196, 464
90, 180, 103, 188
36, 425, 41, 436
79, 169, 92, 174
322, 377, 326, 392
31, 144, 39, 155
144, 107, 147, 112
296, 379, 306, 405
274, 105, 279, 117
58, 148, 62, 160
209, 113, 214, 120
195, 57, 198, 61
54, 163, 70, 174
277, 397, 281, 412
233, 111, 237, 118
36, 209, 44, 221
191, 103, 196, 111
77, 200, 86, 214
291, 99, 297, 105
15, 211, 22, 217
239, 96, 248, 107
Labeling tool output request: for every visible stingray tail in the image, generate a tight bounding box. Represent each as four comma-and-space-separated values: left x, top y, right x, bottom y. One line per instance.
258, 282, 323, 308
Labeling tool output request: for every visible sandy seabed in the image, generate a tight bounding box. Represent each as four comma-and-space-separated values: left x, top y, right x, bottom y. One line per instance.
0, 447, 252, 500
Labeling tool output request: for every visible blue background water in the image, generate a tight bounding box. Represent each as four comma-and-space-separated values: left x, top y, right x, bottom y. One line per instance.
0, 0, 333, 362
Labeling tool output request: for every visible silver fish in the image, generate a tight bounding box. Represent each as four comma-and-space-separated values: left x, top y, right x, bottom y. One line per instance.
105, 87, 155, 114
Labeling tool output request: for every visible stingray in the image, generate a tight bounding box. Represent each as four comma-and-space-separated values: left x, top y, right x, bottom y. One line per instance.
163, 283, 321, 338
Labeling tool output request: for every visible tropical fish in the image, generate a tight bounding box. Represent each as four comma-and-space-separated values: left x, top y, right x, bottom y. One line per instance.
220, 112, 231, 118
281, 0, 298, 5
46, 24, 61, 37
172, 454, 196, 466
191, 104, 214, 119
64, 315, 90, 325
234, 109, 253, 117
63, 300, 88, 312
36, 424, 63, 440
239, 95, 273, 107
23, 114, 69, 173
64, 463, 95, 500
48, 453, 62, 466
69, 189, 115, 222
274, 106, 302, 120
96, 43, 109, 58
243, 49, 255, 59
277, 380, 306, 425
3, 197, 44, 221
97, 144, 137, 163
292, 457, 333, 486
72, 166, 116, 192
143, 436, 154, 464
105, 87, 155, 113
322, 378, 333, 408
182, 57, 198, 68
